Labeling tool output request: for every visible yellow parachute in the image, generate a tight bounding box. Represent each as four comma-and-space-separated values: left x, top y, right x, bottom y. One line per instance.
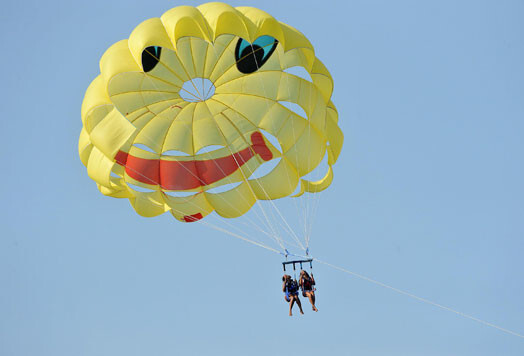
79, 2, 343, 224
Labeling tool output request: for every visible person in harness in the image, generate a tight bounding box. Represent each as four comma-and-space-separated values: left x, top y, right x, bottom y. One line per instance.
299, 270, 318, 312
282, 274, 304, 316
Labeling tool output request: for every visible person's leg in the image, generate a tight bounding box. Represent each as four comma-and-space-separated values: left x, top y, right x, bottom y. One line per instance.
308, 292, 318, 311
289, 296, 295, 316
295, 295, 304, 314
303, 291, 314, 309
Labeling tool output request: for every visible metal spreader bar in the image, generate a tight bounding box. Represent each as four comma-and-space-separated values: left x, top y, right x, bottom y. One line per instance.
282, 259, 313, 272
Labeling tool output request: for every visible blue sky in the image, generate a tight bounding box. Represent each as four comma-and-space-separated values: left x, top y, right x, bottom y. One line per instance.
1, 0, 523, 355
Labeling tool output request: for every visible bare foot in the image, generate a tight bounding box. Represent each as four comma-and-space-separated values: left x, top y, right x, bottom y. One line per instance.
289, 312, 293, 316
300, 310, 304, 315
313, 306, 318, 312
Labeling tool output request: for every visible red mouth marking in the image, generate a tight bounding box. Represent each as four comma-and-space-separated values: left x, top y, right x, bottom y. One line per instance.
115, 131, 273, 191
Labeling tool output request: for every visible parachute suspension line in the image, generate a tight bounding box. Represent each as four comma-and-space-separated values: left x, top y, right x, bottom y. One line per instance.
222, 131, 287, 252
305, 94, 321, 251
281, 58, 311, 250
196, 219, 280, 254
184, 41, 278, 240
205, 40, 308, 253
304, 78, 325, 252
218, 41, 301, 248
260, 205, 304, 251
304, 80, 313, 249
201, 104, 287, 252
269, 48, 308, 244
281, 61, 310, 244
214, 102, 306, 252
220, 41, 307, 252
210, 40, 327, 254
202, 41, 287, 247
277, 50, 327, 254
234, 219, 301, 249
304, 180, 322, 250
204, 42, 290, 253
306, 121, 330, 249
255, 196, 291, 250
192, 121, 283, 249
246, 44, 309, 253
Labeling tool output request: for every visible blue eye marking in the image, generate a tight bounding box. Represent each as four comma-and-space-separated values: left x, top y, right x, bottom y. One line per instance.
235, 36, 278, 74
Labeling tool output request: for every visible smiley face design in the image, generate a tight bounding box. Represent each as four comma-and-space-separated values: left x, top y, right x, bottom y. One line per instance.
79, 3, 343, 222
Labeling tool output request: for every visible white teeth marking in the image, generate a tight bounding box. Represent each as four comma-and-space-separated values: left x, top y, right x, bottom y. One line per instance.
133, 143, 157, 153
283, 66, 313, 82
179, 77, 215, 102
127, 183, 156, 193
249, 158, 281, 180
278, 101, 308, 120
164, 191, 197, 198
162, 150, 191, 157
205, 181, 243, 194
195, 145, 225, 155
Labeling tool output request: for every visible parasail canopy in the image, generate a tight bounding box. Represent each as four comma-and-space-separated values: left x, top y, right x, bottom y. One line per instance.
78, 1, 343, 251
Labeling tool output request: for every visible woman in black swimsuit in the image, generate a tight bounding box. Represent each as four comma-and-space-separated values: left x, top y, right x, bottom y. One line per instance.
299, 270, 318, 312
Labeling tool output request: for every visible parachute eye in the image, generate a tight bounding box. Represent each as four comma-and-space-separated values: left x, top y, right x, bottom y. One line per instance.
141, 46, 162, 72
235, 36, 278, 74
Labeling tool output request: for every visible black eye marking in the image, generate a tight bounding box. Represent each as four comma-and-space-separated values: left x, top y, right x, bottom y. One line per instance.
141, 46, 162, 72
235, 36, 278, 74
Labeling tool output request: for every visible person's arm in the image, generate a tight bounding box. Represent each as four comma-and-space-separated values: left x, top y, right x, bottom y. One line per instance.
282, 282, 286, 292
311, 276, 316, 285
